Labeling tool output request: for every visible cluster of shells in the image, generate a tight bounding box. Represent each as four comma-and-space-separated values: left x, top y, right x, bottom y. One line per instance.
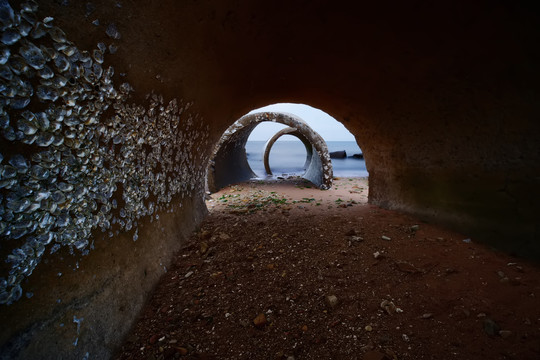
0, 0, 210, 305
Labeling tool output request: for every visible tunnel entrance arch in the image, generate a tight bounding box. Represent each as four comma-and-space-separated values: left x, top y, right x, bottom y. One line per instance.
207, 112, 333, 192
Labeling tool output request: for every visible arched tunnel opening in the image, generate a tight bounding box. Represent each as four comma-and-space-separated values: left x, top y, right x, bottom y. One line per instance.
1, 1, 540, 359
262, 131, 311, 177
208, 103, 369, 193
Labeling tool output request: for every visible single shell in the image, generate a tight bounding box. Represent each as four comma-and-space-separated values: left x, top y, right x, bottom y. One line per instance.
19, 41, 46, 70
48, 27, 67, 43
38, 65, 54, 79
39, 45, 56, 61
35, 112, 50, 130
0, 63, 12, 80
105, 23, 121, 39
17, 118, 38, 135
54, 54, 70, 72
52, 134, 64, 146
0, 0, 15, 31
2, 126, 16, 141
19, 19, 33, 36
8, 55, 28, 75
1, 28, 20, 45
57, 182, 73, 192
55, 212, 69, 227
30, 22, 48, 39
30, 165, 49, 180
0, 47, 9, 64
61, 45, 77, 57
97, 42, 106, 53
10, 97, 30, 110
35, 132, 54, 147
51, 75, 67, 88
51, 190, 66, 204
1, 164, 17, 178
6, 198, 31, 213
92, 49, 103, 64
0, 178, 16, 188
36, 232, 53, 245
93, 63, 102, 79
8, 154, 29, 172
36, 85, 58, 102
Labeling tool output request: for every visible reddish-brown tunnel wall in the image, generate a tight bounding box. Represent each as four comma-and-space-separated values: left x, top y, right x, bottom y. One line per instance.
1, 1, 539, 358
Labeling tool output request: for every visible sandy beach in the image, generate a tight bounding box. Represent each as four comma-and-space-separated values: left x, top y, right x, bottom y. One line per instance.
117, 178, 540, 360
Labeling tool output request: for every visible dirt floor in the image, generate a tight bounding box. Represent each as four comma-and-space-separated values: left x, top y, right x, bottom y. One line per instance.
116, 177, 540, 360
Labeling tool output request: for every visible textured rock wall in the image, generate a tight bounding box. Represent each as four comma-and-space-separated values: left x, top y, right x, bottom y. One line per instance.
1, 0, 539, 359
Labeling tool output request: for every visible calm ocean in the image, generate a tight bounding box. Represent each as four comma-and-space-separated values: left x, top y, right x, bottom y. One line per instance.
245, 141, 369, 178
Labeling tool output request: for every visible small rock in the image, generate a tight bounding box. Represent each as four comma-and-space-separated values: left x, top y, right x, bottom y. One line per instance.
402, 333, 410, 342
395, 261, 420, 273
185, 271, 193, 278
253, 313, 267, 328
199, 230, 211, 240
176, 347, 188, 355
499, 330, 512, 338
463, 238, 472, 243
373, 251, 382, 259
410, 225, 419, 231
200, 242, 208, 255
326, 295, 338, 308
364, 325, 373, 331
380, 300, 397, 315
351, 236, 363, 242
345, 229, 357, 236
219, 233, 230, 240
149, 334, 159, 345
483, 318, 501, 336
381, 235, 391, 241
422, 313, 433, 319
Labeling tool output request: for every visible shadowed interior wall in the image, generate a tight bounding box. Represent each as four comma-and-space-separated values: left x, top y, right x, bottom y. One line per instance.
1, 0, 539, 359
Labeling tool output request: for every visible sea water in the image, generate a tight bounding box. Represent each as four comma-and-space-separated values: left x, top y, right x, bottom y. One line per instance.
245, 141, 369, 178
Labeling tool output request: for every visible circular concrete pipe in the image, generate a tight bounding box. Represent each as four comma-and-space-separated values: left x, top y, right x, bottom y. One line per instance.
263, 127, 313, 175
207, 112, 333, 192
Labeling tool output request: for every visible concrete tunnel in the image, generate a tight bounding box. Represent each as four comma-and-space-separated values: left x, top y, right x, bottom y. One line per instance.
1, 1, 540, 358
263, 126, 314, 176
207, 112, 333, 192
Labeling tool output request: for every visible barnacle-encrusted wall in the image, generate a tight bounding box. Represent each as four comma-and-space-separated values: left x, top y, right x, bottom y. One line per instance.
1, 0, 540, 359
1, 1, 211, 359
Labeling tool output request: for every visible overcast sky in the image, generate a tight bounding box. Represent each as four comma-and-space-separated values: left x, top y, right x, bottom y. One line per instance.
247, 103, 355, 141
